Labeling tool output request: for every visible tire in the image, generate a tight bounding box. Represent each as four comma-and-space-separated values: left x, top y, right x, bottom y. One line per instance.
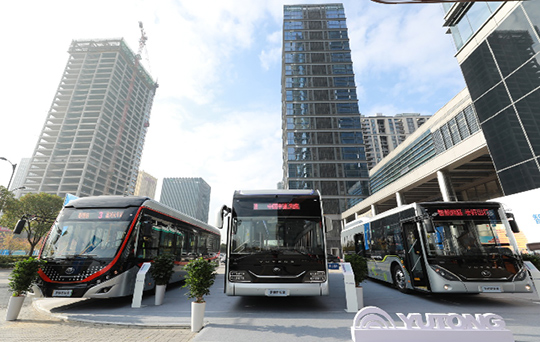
392, 265, 408, 293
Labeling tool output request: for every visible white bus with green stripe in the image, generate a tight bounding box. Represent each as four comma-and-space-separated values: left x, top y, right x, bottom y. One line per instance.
341, 201, 533, 294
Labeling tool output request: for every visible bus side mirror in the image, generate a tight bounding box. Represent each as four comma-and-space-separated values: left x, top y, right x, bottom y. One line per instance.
216, 205, 231, 229
13, 219, 27, 234
507, 213, 520, 233
216, 211, 223, 229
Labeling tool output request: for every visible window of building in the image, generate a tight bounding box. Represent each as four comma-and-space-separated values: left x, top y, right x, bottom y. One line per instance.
286, 90, 308, 101
327, 20, 347, 29
285, 65, 307, 76
284, 21, 304, 30
328, 30, 348, 39
286, 103, 310, 115
284, 31, 304, 41
285, 53, 306, 64
331, 52, 352, 62
284, 7, 303, 20
336, 103, 359, 114
332, 64, 353, 74
288, 163, 313, 178
340, 132, 364, 144
338, 117, 361, 129
334, 88, 357, 100
329, 41, 350, 50
334, 76, 355, 86
284, 42, 305, 52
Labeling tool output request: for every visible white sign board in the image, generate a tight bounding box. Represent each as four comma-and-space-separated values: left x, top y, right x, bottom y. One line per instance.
342, 262, 360, 312
131, 262, 151, 308
351, 306, 514, 342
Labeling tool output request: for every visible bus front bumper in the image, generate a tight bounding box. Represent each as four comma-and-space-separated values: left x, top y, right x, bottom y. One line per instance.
429, 279, 534, 293
226, 281, 329, 296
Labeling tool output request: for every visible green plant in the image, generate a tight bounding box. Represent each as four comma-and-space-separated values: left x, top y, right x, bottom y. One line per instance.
344, 254, 368, 286
8, 257, 45, 296
149, 253, 175, 285
183, 257, 217, 303
522, 253, 540, 270
0, 255, 28, 268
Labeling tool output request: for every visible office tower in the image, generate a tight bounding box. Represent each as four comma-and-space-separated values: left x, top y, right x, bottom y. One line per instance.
282, 4, 369, 255
362, 113, 430, 169
134, 170, 158, 199
160, 177, 211, 223
444, 1, 540, 196
21, 39, 158, 198
281, 4, 369, 213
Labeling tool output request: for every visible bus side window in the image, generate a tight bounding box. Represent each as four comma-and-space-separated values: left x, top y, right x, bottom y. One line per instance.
175, 231, 184, 261
159, 226, 174, 256
138, 222, 159, 260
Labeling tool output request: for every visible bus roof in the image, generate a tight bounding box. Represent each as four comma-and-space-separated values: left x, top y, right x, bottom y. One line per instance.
234, 189, 318, 197
63, 195, 220, 236
343, 201, 504, 232
65, 196, 150, 208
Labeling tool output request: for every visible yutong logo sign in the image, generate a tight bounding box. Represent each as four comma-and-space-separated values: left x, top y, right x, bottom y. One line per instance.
351, 306, 514, 342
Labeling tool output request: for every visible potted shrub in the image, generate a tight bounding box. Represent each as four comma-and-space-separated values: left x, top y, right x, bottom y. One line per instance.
149, 253, 175, 305
183, 257, 217, 332
6, 257, 45, 321
344, 254, 368, 308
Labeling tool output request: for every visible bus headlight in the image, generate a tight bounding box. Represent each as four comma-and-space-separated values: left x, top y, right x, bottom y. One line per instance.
304, 271, 326, 283
229, 270, 251, 282
512, 268, 528, 282
430, 265, 460, 281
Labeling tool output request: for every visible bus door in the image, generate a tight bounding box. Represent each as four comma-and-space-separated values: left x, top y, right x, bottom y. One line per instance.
354, 233, 365, 257
401, 220, 429, 290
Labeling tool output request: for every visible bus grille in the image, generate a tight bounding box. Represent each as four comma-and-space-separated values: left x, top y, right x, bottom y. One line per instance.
41, 263, 106, 282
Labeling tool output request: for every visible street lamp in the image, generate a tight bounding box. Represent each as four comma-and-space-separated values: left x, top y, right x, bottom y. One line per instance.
0, 157, 17, 190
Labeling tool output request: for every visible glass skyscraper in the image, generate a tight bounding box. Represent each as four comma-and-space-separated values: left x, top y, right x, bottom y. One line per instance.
281, 4, 369, 215
21, 39, 157, 198
281, 4, 369, 254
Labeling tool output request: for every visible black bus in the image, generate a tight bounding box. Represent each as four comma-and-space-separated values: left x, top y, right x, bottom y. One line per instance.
217, 189, 328, 296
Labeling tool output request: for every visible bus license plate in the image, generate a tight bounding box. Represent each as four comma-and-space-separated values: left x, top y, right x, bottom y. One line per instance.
481, 286, 502, 293
52, 289, 73, 297
266, 289, 289, 297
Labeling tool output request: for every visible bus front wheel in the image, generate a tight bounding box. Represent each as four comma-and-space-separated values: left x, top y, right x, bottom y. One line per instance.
392, 266, 408, 293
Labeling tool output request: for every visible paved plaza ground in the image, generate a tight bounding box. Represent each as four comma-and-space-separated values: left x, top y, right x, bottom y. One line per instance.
1, 266, 539, 341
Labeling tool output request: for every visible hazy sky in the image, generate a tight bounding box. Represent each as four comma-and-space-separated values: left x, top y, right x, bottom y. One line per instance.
0, 0, 465, 225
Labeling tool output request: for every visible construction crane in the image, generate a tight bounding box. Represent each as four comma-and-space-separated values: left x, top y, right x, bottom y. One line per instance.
103, 22, 149, 195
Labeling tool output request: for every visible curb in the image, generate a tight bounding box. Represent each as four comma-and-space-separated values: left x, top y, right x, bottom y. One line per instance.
31, 298, 192, 328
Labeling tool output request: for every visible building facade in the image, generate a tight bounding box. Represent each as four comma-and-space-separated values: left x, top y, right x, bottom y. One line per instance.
281, 3, 370, 255
281, 4, 369, 215
362, 113, 430, 169
21, 39, 157, 198
134, 170, 158, 199
10, 158, 30, 198
159, 177, 211, 223
444, 1, 540, 196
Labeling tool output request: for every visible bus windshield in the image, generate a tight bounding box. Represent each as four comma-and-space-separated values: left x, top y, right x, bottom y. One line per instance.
424, 219, 516, 257
41, 208, 137, 259
231, 216, 324, 255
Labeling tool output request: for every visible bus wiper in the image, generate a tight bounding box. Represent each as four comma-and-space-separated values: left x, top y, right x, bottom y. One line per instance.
62, 254, 97, 259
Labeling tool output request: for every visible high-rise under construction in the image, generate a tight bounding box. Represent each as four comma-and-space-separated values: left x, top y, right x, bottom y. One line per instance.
21, 38, 158, 198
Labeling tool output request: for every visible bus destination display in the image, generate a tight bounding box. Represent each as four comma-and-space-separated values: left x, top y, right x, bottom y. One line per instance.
74, 210, 126, 220
253, 203, 300, 210
436, 208, 490, 217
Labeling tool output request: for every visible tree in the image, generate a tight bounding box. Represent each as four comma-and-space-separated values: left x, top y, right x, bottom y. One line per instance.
0, 192, 63, 256
0, 232, 29, 254
0, 185, 15, 214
